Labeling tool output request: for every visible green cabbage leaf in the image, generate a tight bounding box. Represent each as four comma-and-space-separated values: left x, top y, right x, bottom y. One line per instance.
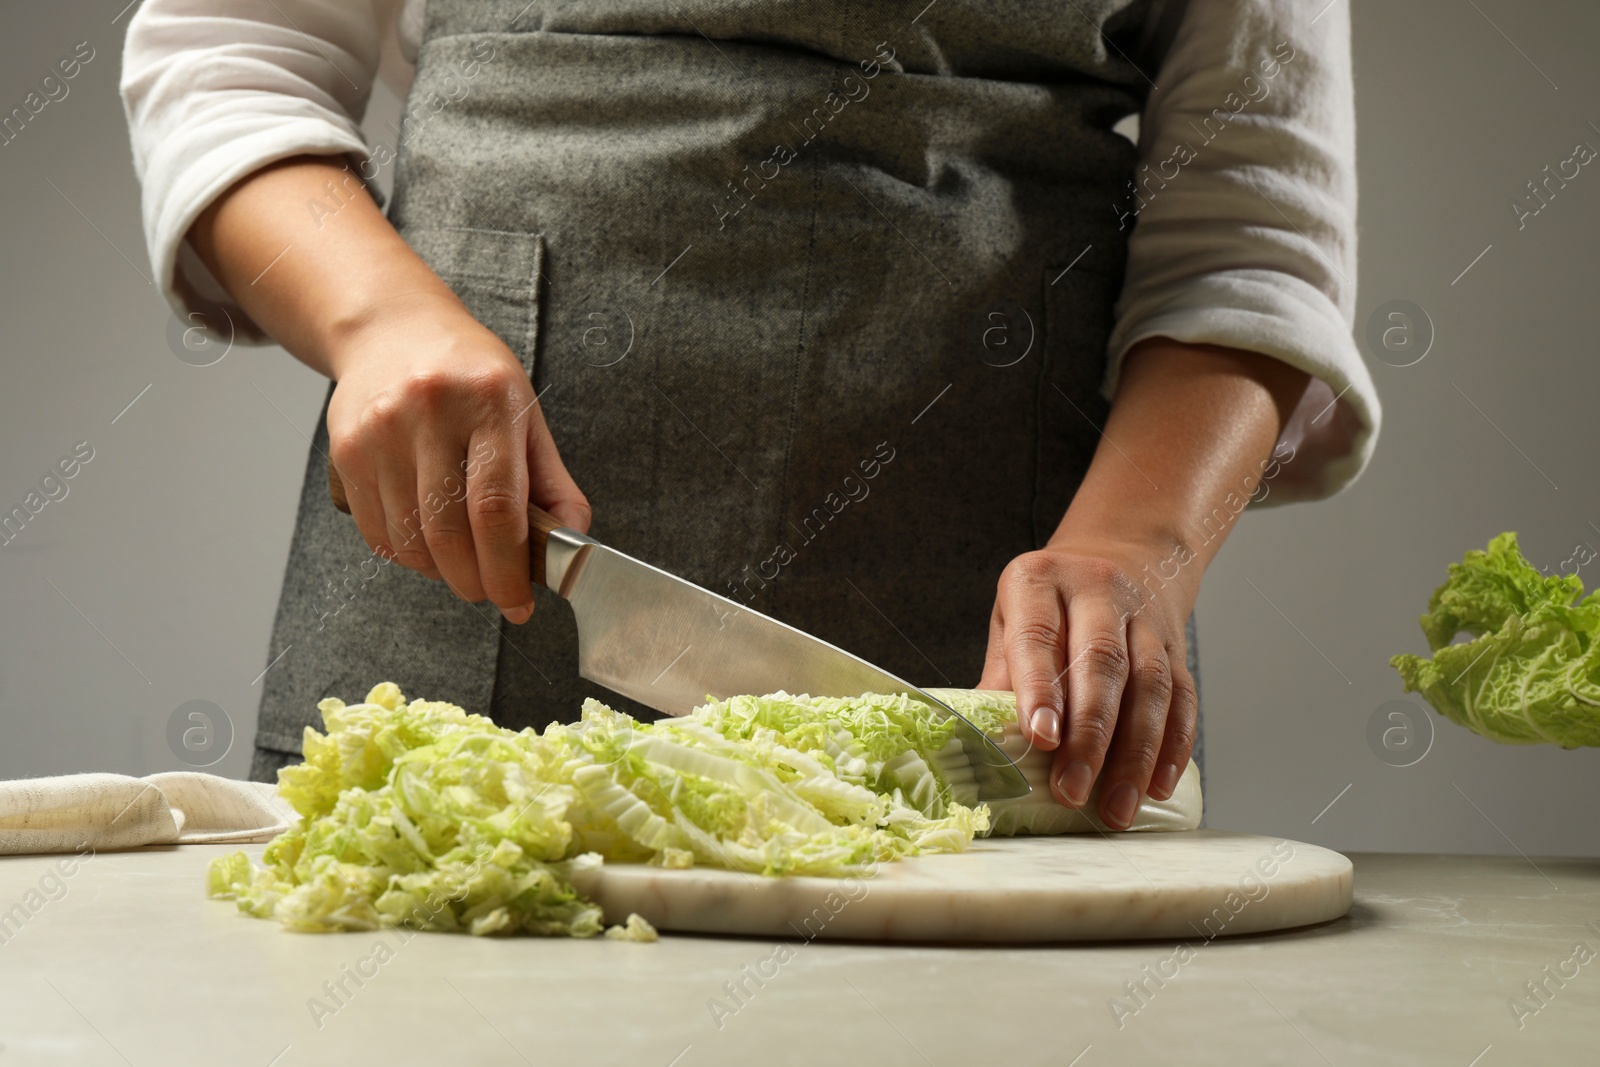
1391, 532, 1600, 748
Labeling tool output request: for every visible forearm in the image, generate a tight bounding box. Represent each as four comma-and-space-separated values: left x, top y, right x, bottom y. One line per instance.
1052, 337, 1313, 612
186, 154, 471, 378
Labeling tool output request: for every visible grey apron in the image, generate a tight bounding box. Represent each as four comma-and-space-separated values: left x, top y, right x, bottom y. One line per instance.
249, 0, 1204, 788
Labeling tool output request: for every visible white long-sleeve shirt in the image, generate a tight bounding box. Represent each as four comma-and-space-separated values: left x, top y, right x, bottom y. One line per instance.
120, 0, 1379, 503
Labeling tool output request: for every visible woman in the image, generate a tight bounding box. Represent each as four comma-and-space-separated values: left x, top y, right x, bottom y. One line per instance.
121, 0, 1378, 829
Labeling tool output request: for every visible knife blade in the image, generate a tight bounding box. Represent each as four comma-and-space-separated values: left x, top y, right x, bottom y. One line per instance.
537, 517, 1030, 803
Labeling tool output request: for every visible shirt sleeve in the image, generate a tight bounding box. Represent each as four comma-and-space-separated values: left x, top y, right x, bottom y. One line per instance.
119, 0, 400, 341
1110, 0, 1380, 504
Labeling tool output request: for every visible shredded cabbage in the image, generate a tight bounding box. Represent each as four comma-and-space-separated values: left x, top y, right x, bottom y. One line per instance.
208, 684, 1003, 937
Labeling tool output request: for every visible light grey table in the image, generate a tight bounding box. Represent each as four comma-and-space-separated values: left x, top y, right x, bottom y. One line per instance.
0, 844, 1594, 1066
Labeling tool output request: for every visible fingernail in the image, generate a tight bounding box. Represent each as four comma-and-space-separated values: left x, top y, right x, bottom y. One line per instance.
502, 602, 534, 625
1150, 762, 1180, 799
1104, 783, 1139, 829
1029, 707, 1060, 746
1054, 760, 1093, 807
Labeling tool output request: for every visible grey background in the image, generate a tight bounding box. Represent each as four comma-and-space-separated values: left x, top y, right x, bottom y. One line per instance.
1, 1, 1596, 855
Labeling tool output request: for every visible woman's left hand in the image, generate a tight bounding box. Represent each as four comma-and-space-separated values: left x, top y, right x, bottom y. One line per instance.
974, 337, 1312, 828
977, 537, 1199, 829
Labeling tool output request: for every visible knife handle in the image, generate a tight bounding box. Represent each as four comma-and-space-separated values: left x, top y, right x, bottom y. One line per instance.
327, 455, 568, 588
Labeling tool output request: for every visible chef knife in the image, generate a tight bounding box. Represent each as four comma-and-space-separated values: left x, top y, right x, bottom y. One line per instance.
329, 466, 1030, 802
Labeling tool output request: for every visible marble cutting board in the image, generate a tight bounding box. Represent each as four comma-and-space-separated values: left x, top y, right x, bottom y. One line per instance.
575, 830, 1353, 942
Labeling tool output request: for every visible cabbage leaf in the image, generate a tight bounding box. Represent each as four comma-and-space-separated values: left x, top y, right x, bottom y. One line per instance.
1391, 532, 1600, 748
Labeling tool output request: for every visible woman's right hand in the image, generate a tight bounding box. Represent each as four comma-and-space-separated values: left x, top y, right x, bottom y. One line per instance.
185, 155, 589, 624
325, 296, 590, 624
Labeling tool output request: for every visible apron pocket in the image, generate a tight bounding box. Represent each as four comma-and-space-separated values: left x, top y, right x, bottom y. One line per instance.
402, 226, 546, 381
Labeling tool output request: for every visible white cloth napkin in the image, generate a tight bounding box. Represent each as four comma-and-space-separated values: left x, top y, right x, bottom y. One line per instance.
0, 772, 297, 855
